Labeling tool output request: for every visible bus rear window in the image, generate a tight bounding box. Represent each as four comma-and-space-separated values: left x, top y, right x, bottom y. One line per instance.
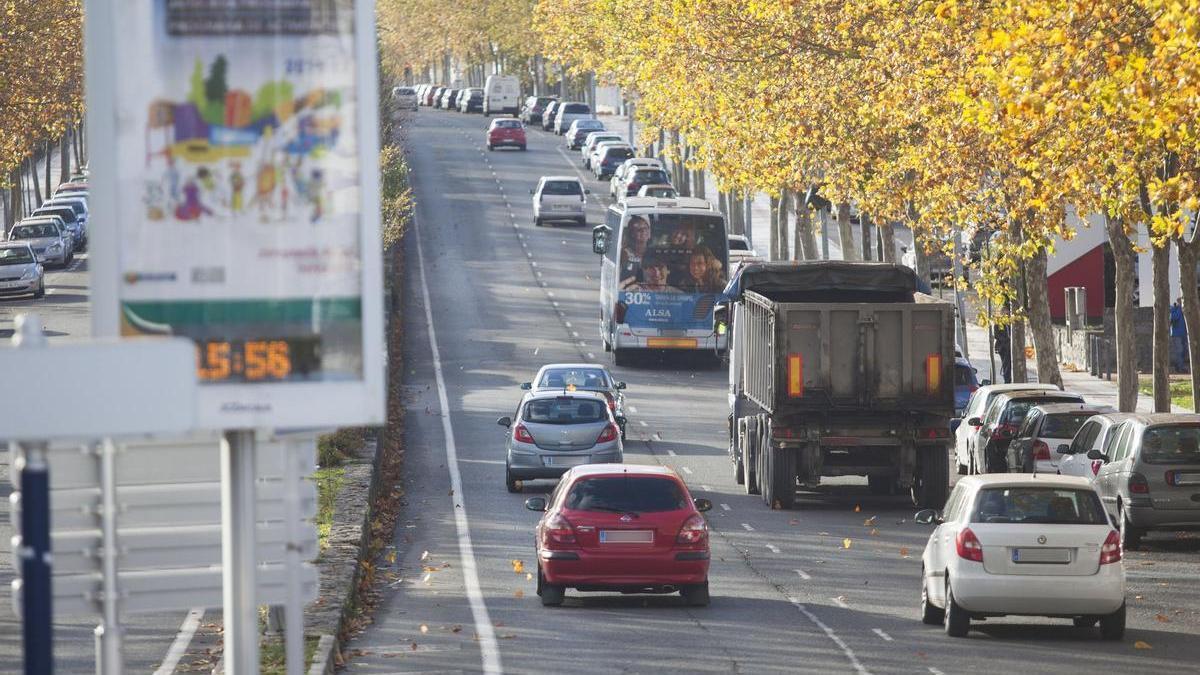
619, 213, 728, 293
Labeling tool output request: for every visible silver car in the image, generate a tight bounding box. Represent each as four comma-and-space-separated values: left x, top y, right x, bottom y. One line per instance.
7, 221, 69, 267
1093, 413, 1200, 550
498, 390, 623, 493
0, 242, 45, 299
520, 363, 628, 439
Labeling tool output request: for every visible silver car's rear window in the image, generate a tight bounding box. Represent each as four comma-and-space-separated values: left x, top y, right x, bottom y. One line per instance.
1140, 425, 1200, 464
565, 476, 685, 513
971, 487, 1108, 525
538, 368, 606, 387
524, 397, 606, 425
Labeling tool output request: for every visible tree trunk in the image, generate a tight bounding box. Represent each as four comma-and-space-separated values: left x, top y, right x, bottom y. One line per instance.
768, 194, 781, 260
836, 202, 858, 261
717, 191, 727, 217
44, 141, 51, 196
1177, 237, 1200, 411
880, 220, 896, 263
1025, 250, 1063, 387
744, 194, 754, 245
729, 193, 743, 236
793, 193, 818, 260
860, 211, 872, 261
778, 188, 792, 260
693, 165, 706, 199
30, 156, 42, 207
1152, 241, 1172, 411
76, 121, 85, 167
913, 232, 930, 279
59, 130, 71, 183
1105, 215, 1140, 411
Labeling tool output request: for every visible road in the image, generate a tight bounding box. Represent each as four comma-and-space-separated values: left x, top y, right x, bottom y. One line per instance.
341, 108, 1200, 673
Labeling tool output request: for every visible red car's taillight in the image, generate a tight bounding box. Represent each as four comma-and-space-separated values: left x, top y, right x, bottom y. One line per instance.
956, 527, 984, 562
596, 423, 619, 444
514, 424, 535, 444
1100, 530, 1122, 564
542, 513, 577, 546
1033, 440, 1051, 461
676, 513, 707, 546
1128, 473, 1150, 494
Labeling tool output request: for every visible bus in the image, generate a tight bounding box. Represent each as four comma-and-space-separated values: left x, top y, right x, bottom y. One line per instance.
591, 197, 730, 365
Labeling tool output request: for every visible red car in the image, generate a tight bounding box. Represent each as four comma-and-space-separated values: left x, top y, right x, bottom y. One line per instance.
487, 118, 527, 151
525, 464, 712, 607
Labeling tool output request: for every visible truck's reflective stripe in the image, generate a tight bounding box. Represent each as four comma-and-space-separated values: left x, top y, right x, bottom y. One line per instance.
788, 353, 804, 397
926, 354, 941, 394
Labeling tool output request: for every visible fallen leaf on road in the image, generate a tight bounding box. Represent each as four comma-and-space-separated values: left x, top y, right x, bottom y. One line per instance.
1134, 641, 1152, 650
514, 589, 525, 598
526, 573, 534, 581
420, 624, 429, 634
511, 559, 526, 574
843, 538, 852, 549
835, 595, 847, 604
854, 505, 861, 513
863, 516, 876, 526
1135, 595, 1144, 600
449, 489, 455, 496
869, 528, 878, 536
421, 573, 432, 585
1156, 614, 1170, 623
451, 625, 463, 633
422, 565, 441, 573
411, 643, 418, 651
386, 550, 397, 565
899, 547, 910, 558
773, 500, 782, 509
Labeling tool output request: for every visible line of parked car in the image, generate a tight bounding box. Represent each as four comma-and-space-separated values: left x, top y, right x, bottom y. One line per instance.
1, 171, 89, 300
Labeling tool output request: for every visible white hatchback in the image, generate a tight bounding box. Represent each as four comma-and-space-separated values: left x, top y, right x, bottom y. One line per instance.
531, 176, 588, 227
917, 475, 1125, 639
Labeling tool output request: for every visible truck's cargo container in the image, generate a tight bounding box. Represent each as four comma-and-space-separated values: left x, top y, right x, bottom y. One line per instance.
719, 262, 954, 508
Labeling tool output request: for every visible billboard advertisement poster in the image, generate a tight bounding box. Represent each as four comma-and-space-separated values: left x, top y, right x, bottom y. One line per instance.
87, 0, 385, 429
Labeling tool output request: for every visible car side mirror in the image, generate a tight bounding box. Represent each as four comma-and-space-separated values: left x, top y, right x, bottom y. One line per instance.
525, 497, 547, 512
949, 419, 961, 434
615, 381, 626, 390
693, 498, 712, 513
592, 224, 611, 255
520, 382, 532, 390
1086, 449, 1107, 461
497, 416, 512, 428
1056, 444, 1071, 455
967, 417, 982, 427
914, 509, 941, 525
585, 189, 592, 195
980, 379, 992, 386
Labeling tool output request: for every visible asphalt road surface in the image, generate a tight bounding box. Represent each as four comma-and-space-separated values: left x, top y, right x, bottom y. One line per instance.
340, 108, 1200, 674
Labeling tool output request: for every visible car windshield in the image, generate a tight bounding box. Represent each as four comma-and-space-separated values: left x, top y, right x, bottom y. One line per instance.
971, 487, 1108, 524
1040, 413, 1092, 439
728, 239, 749, 251
1001, 397, 1077, 424
577, 121, 603, 129
0, 247, 35, 265
541, 181, 583, 196
523, 397, 607, 425
538, 368, 608, 389
605, 147, 634, 161
562, 103, 590, 114
34, 207, 75, 223
643, 187, 675, 197
535, 97, 555, 107
631, 169, 670, 185
494, 119, 521, 129
10, 224, 57, 239
395, 87, 415, 95
1140, 425, 1200, 464
589, 135, 621, 146
564, 476, 686, 513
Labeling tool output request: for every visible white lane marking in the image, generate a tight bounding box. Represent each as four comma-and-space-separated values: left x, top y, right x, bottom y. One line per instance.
547, 291, 555, 297
626, 405, 637, 413
530, 261, 537, 267
666, 450, 677, 457
831, 596, 850, 609
765, 543, 780, 554
788, 598, 869, 675
564, 321, 572, 328
700, 484, 711, 491
153, 607, 204, 675
586, 352, 595, 360
681, 466, 693, 475
414, 215, 503, 674
741, 523, 755, 531
872, 629, 893, 642
719, 503, 731, 511
571, 331, 579, 337
928, 669, 945, 675
795, 569, 811, 581
639, 421, 648, 427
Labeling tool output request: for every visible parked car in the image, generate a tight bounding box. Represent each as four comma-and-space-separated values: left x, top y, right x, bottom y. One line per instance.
391, 86, 418, 111
636, 184, 677, 199
7, 220, 69, 267
486, 118, 527, 151
524, 464, 712, 606
541, 101, 562, 131
54, 182, 88, 198
1092, 413, 1200, 549
36, 200, 87, 249
565, 119, 605, 149
483, 74, 520, 116
916, 474, 1125, 639
970, 390, 1085, 474
424, 86, 443, 107
1058, 413, 1138, 480
530, 176, 589, 227
441, 88, 462, 110
954, 383, 1061, 475
458, 88, 484, 113
498, 390, 623, 492
611, 157, 666, 189
31, 205, 83, 252
1006, 403, 1116, 473
553, 102, 593, 135
611, 167, 672, 200
593, 144, 635, 179
580, 132, 624, 169
953, 358, 979, 419
521, 95, 558, 125
20, 216, 75, 259
0, 242, 45, 299
521, 363, 627, 438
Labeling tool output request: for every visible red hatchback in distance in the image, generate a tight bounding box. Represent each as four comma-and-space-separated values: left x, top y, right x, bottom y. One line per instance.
525, 464, 712, 606
487, 118, 527, 151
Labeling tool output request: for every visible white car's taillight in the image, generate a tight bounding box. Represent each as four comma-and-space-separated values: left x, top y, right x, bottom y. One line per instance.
1100, 530, 1122, 564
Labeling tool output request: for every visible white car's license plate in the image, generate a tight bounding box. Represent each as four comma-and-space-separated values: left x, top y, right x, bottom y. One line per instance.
552, 205, 575, 211
1012, 547, 1071, 564
544, 456, 587, 467
1, 281, 23, 289
600, 530, 653, 544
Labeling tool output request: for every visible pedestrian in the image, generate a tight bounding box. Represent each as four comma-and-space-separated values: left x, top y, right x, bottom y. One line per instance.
1170, 297, 1189, 373
994, 323, 1011, 384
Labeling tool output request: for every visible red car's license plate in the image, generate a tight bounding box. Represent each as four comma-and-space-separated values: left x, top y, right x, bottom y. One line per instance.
600, 530, 653, 544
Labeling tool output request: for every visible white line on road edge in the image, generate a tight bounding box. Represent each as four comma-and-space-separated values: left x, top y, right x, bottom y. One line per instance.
831, 597, 850, 609
788, 598, 870, 675
700, 484, 711, 491
719, 503, 731, 511
639, 421, 648, 427
765, 543, 780, 554
928, 669, 945, 675
795, 569, 811, 581
414, 215, 502, 674
872, 629, 893, 642
153, 607, 204, 675
681, 466, 694, 475
741, 523, 755, 531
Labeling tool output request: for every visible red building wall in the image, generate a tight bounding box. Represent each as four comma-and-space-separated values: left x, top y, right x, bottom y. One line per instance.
1047, 244, 1105, 321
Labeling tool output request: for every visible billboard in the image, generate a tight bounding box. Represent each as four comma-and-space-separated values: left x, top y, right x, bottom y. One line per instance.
87, 0, 385, 429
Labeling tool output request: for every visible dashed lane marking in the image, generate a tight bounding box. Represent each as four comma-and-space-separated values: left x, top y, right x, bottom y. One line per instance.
741, 523, 754, 532
872, 629, 893, 642
831, 597, 850, 609
153, 608, 204, 675
719, 503, 731, 511
666, 450, 677, 457
795, 569, 811, 581
765, 544, 780, 554
681, 466, 693, 475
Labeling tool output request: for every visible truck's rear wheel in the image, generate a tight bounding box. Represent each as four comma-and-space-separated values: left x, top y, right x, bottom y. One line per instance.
763, 445, 796, 509
743, 418, 760, 495
613, 348, 632, 367
913, 447, 950, 508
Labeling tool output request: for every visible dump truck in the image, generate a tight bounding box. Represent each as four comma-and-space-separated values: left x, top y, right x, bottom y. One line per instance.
717, 261, 954, 509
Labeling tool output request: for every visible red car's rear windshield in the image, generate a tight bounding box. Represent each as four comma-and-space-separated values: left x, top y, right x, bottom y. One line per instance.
565, 476, 687, 513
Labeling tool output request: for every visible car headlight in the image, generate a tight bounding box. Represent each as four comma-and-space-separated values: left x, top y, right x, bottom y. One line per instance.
48, 243, 61, 252
21, 267, 37, 280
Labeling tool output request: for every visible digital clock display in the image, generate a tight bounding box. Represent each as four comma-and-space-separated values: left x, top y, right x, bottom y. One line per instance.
195, 337, 322, 382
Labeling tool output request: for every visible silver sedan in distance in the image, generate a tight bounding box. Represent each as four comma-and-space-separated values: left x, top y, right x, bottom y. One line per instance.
499, 390, 623, 493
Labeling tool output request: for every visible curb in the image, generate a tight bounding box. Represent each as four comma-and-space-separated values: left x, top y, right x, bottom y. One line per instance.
306, 634, 337, 675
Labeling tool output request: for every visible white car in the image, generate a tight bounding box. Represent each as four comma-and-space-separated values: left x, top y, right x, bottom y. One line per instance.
531, 176, 588, 227
1056, 413, 1136, 480
553, 101, 593, 134
954, 383, 1060, 475
917, 475, 1125, 639
391, 86, 418, 111
566, 119, 605, 149
581, 132, 624, 168
637, 184, 677, 199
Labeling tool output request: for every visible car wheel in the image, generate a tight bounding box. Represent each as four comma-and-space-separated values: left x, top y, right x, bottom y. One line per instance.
1120, 506, 1143, 551
487, 144, 494, 151
613, 348, 632, 367
943, 581, 970, 637
1073, 616, 1099, 628
868, 474, 893, 495
576, 217, 586, 227
680, 581, 710, 607
505, 467, 521, 493
520, 145, 527, 151
539, 570, 565, 607
921, 572, 944, 625
619, 422, 627, 441
733, 451, 745, 485
1099, 602, 1126, 640
33, 281, 45, 299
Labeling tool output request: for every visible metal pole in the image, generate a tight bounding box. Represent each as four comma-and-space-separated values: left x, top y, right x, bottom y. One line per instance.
820, 209, 830, 260
626, 100, 635, 150
95, 438, 123, 675
222, 430, 258, 674
953, 235, 970, 361
283, 440, 304, 675
18, 441, 53, 675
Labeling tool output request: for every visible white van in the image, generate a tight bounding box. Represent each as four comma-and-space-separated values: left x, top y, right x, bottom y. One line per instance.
483, 75, 521, 116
